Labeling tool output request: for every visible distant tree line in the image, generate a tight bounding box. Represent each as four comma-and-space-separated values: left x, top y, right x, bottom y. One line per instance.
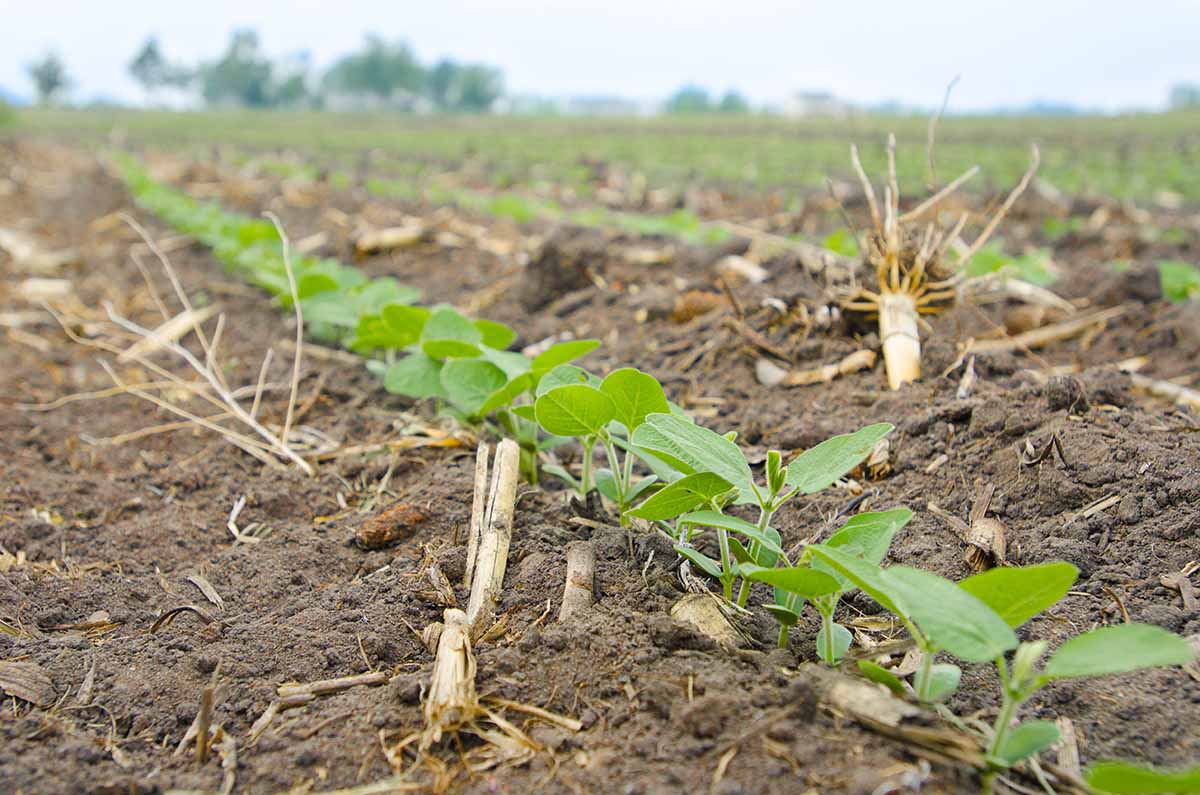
664, 84, 751, 114
119, 30, 504, 112
16, 31, 502, 111
1170, 83, 1200, 109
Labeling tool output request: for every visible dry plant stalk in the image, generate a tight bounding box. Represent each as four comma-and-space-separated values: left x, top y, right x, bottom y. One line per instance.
46, 215, 316, 474
465, 439, 520, 628
558, 540, 595, 622
755, 349, 877, 388
462, 443, 492, 587
421, 608, 478, 751
842, 135, 1039, 389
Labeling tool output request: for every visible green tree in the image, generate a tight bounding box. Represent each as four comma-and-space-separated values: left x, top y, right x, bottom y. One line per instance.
200, 29, 274, 108
321, 36, 425, 106
427, 58, 459, 108
1169, 82, 1200, 109
665, 84, 710, 114
453, 64, 503, 111
27, 52, 70, 105
717, 90, 750, 113
129, 37, 193, 104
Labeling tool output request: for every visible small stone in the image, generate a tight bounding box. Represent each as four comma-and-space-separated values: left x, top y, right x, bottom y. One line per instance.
1046, 375, 1089, 413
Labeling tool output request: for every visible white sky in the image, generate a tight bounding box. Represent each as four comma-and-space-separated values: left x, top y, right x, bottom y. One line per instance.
2, 0, 1198, 109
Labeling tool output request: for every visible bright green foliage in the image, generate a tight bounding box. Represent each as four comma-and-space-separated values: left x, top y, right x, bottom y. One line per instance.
1085, 761, 1200, 794
962, 242, 1059, 287
118, 155, 418, 348
958, 562, 1078, 629
1159, 260, 1200, 303
785, 423, 893, 494
1038, 624, 1194, 681
533, 365, 670, 517
822, 228, 859, 257
627, 413, 896, 629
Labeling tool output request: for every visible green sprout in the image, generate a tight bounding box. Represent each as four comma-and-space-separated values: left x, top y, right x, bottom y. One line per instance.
534, 366, 668, 517
627, 414, 893, 609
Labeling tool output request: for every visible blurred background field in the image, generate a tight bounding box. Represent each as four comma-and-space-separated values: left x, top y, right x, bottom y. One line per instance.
13, 107, 1200, 203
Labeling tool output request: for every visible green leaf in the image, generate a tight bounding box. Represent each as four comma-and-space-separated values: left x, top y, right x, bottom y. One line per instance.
884, 567, 1017, 662
632, 413, 755, 503
807, 544, 906, 619
728, 538, 754, 565
421, 307, 482, 345
1158, 260, 1200, 304
807, 547, 1017, 661
383, 353, 447, 399
678, 511, 784, 556
1041, 624, 1195, 681
1085, 760, 1200, 794
959, 562, 1078, 629
381, 304, 431, 345
441, 359, 507, 417
995, 720, 1060, 766
628, 472, 733, 521
764, 604, 802, 627
512, 405, 536, 421
530, 339, 601, 371
922, 663, 962, 702
785, 423, 893, 494
825, 508, 912, 566
479, 373, 533, 416
474, 318, 517, 349
857, 660, 907, 695
816, 622, 854, 664
534, 385, 616, 437
601, 368, 670, 432
480, 348, 532, 380
541, 463, 578, 490
742, 565, 842, 600
673, 544, 723, 579
536, 364, 596, 396
594, 468, 619, 501
296, 272, 340, 299
627, 475, 657, 502
422, 339, 483, 359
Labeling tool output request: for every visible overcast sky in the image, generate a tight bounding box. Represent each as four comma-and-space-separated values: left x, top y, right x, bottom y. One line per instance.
2, 0, 1197, 110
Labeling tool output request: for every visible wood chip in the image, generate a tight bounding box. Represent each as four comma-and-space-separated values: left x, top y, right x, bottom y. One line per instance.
0, 660, 56, 706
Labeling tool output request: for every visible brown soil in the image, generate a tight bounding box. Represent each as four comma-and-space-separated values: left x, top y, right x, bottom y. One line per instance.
2, 139, 1199, 795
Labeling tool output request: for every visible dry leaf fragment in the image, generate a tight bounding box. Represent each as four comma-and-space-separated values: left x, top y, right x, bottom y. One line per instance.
0, 660, 56, 706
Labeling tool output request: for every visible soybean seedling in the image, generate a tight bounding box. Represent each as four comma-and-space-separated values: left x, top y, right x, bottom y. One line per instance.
954, 564, 1195, 781
741, 507, 912, 652
628, 413, 893, 604
534, 366, 668, 518
807, 543, 1019, 702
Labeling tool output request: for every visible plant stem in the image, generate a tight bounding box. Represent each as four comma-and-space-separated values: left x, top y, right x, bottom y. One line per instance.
819, 611, 837, 663
914, 648, 935, 701
777, 623, 789, 648
986, 690, 1020, 761
580, 437, 594, 497
736, 506, 775, 608
716, 528, 734, 601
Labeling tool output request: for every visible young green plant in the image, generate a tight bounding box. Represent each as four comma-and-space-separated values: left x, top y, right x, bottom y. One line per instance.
534, 366, 668, 518
627, 414, 893, 605
741, 507, 912, 653
955, 564, 1195, 776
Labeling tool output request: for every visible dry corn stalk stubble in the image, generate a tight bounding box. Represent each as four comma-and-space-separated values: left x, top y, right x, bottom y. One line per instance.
392, 439, 546, 773
842, 135, 1040, 390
